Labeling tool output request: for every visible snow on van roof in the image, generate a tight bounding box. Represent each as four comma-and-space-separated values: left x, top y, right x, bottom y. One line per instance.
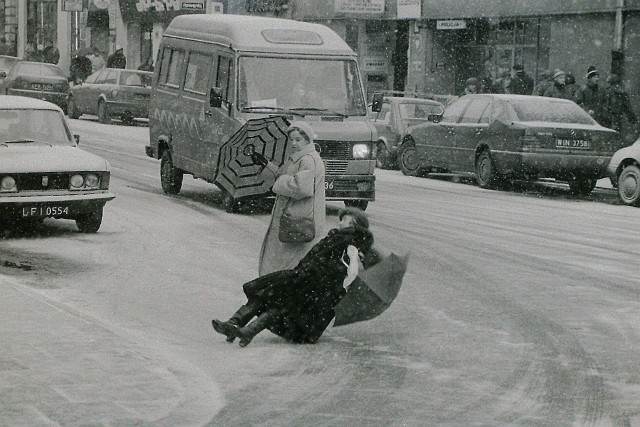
164, 14, 355, 56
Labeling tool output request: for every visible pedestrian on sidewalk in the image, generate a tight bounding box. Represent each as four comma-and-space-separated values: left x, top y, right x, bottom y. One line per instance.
107, 45, 126, 69
212, 208, 376, 347
257, 121, 326, 276
574, 66, 609, 126
533, 69, 552, 96
461, 77, 479, 95
88, 47, 105, 73
510, 64, 534, 95
605, 73, 637, 135
543, 69, 574, 100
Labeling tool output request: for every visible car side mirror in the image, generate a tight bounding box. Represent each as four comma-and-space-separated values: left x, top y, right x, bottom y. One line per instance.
74, 134, 80, 144
371, 93, 383, 112
209, 87, 223, 108
428, 114, 442, 123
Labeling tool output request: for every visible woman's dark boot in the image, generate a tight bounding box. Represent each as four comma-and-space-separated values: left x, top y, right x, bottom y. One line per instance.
234, 309, 280, 347
212, 300, 260, 342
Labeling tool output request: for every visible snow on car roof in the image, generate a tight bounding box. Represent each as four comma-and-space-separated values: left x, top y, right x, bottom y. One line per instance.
0, 95, 63, 111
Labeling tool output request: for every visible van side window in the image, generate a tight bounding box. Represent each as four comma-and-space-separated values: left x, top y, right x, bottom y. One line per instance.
159, 48, 184, 88
184, 52, 212, 94
216, 56, 231, 101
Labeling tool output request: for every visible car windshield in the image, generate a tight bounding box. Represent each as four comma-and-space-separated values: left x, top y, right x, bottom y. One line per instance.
15, 62, 65, 78
238, 56, 366, 116
0, 109, 73, 145
398, 102, 444, 126
119, 71, 152, 87
509, 99, 596, 125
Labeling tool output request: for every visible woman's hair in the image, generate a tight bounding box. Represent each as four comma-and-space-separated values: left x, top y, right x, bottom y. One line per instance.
339, 207, 369, 231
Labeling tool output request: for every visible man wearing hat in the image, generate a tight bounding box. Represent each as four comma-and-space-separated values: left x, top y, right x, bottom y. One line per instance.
510, 64, 534, 95
107, 45, 126, 69
574, 66, 608, 126
543, 69, 574, 100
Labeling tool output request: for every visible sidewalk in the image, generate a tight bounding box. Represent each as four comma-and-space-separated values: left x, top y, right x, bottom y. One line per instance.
0, 275, 186, 426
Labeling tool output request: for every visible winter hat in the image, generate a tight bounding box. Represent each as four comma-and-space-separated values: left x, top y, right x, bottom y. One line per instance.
287, 120, 316, 144
115, 45, 123, 52
513, 64, 525, 75
339, 207, 370, 231
586, 66, 599, 79
465, 77, 478, 86
553, 69, 566, 79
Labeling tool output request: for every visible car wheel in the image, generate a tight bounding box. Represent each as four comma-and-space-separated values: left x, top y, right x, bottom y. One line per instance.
160, 150, 183, 194
67, 97, 80, 119
475, 150, 501, 189
344, 200, 368, 211
376, 142, 391, 169
617, 164, 640, 206
76, 208, 103, 233
97, 100, 110, 124
398, 142, 422, 176
568, 176, 597, 195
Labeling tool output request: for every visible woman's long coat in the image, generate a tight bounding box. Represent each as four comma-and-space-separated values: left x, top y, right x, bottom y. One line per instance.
245, 227, 374, 344
258, 142, 326, 276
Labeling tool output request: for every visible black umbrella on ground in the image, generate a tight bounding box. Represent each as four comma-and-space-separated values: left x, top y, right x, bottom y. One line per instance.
333, 249, 410, 327
214, 116, 290, 201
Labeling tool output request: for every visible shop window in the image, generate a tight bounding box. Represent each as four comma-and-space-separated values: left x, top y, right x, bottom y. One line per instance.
184, 52, 212, 94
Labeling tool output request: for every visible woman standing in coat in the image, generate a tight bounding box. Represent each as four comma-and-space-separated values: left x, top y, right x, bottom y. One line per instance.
212, 208, 375, 347
256, 121, 326, 276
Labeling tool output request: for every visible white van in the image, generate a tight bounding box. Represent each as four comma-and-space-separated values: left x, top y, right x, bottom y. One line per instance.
145, 14, 376, 211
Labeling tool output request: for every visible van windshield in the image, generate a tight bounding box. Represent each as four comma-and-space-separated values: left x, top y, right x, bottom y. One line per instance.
238, 56, 366, 116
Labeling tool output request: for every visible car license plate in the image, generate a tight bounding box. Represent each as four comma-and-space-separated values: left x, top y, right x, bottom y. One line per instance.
22, 205, 69, 217
555, 138, 590, 149
32, 83, 54, 91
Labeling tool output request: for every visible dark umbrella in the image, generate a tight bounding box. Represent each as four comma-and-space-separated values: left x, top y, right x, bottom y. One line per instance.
333, 250, 410, 327
214, 116, 291, 199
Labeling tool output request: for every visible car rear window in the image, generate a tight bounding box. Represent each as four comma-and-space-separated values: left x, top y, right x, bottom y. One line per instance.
510, 99, 596, 125
15, 62, 65, 78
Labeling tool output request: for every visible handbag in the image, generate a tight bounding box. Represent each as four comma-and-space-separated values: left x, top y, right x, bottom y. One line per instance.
278, 154, 316, 243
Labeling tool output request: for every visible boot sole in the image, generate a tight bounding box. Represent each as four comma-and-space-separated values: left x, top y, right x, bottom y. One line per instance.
212, 319, 238, 340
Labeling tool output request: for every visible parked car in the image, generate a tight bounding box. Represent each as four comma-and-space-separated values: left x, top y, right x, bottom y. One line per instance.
0, 59, 69, 112
398, 94, 623, 194
0, 96, 115, 232
607, 138, 640, 206
67, 68, 153, 124
370, 94, 444, 169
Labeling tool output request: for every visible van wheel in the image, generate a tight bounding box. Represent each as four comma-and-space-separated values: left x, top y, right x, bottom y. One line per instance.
568, 176, 597, 195
617, 164, 640, 206
160, 151, 183, 194
344, 200, 368, 211
398, 142, 422, 176
67, 97, 80, 119
97, 100, 110, 124
76, 208, 103, 233
475, 150, 502, 189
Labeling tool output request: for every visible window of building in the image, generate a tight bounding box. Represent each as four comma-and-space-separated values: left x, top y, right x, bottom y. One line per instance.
184, 52, 212, 94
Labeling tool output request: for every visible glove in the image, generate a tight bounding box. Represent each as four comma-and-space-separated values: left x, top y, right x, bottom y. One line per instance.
251, 152, 269, 167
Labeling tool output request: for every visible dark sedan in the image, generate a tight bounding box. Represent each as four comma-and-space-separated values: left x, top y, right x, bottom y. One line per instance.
67, 68, 153, 124
0, 58, 69, 112
399, 94, 623, 194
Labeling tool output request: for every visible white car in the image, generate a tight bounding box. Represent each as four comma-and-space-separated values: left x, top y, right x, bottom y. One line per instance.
607, 137, 640, 206
0, 96, 115, 232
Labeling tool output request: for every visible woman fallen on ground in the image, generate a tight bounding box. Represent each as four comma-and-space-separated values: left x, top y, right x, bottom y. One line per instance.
211, 208, 376, 347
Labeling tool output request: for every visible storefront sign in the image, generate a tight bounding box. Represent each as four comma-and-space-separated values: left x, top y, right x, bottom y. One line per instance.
363, 57, 388, 72
436, 20, 467, 30
120, 0, 206, 21
335, 0, 385, 14
133, 0, 205, 11
397, 0, 420, 19
62, 0, 84, 11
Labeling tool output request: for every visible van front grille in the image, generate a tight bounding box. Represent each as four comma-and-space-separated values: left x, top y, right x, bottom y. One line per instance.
324, 160, 348, 174
315, 140, 351, 160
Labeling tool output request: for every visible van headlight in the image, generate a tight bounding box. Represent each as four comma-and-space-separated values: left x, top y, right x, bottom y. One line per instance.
353, 143, 370, 159
1, 176, 17, 192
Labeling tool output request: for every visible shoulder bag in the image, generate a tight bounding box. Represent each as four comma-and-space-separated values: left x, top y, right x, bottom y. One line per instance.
278, 155, 317, 243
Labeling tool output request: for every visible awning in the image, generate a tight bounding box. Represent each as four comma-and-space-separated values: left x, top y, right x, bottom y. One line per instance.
421, 0, 636, 20
119, 0, 206, 22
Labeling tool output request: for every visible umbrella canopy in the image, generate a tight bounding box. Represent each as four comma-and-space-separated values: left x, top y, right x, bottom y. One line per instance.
333, 250, 410, 327
214, 116, 291, 199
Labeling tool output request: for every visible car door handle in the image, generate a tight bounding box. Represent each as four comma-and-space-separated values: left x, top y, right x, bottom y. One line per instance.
204, 110, 213, 117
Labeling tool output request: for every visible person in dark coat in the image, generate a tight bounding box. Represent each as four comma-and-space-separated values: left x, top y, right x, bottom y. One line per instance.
461, 77, 479, 95
564, 72, 578, 99
533, 69, 552, 96
211, 208, 376, 347
69, 53, 92, 84
543, 69, 574, 100
42, 40, 60, 64
510, 64, 534, 95
138, 57, 154, 72
605, 74, 637, 133
574, 66, 609, 126
107, 45, 126, 69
